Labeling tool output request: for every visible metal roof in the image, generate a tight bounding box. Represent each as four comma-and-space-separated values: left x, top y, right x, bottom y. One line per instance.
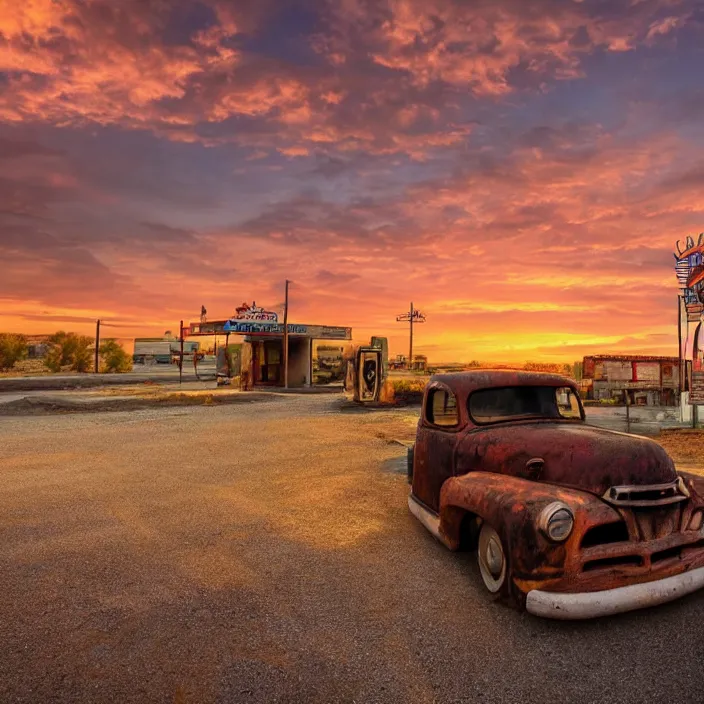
583, 355, 679, 363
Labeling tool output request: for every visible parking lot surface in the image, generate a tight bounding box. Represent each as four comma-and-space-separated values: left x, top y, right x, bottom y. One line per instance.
1, 395, 704, 703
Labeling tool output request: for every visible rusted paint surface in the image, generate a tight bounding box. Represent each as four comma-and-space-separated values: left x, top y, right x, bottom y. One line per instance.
455, 423, 677, 496
410, 370, 704, 609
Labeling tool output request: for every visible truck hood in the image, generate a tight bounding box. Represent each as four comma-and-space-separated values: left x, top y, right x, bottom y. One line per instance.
455, 421, 677, 497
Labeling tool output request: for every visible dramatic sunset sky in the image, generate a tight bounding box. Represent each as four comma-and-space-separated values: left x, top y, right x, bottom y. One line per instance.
2, 0, 703, 362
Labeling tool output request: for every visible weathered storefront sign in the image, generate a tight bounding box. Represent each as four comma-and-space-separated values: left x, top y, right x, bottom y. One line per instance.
233, 302, 278, 322
604, 361, 633, 382
691, 371, 704, 404
634, 362, 660, 382
188, 319, 351, 339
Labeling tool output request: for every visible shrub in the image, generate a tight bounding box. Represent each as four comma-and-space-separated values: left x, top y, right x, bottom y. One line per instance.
45, 331, 94, 373
100, 339, 133, 373
523, 362, 562, 374
391, 378, 428, 393
0, 333, 28, 371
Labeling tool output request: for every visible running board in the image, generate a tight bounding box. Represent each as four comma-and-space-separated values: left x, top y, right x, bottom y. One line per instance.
408, 494, 453, 549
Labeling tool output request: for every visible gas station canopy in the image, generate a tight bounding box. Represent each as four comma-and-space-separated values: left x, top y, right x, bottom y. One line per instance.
187, 319, 352, 340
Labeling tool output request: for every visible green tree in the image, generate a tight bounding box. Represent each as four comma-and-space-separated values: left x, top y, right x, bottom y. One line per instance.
100, 339, 133, 373
45, 331, 93, 373
0, 333, 28, 371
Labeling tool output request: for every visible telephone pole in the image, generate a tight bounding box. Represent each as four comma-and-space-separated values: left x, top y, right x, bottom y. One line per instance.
396, 302, 425, 371
179, 320, 184, 385
94, 319, 101, 373
283, 279, 291, 388
409, 301, 414, 369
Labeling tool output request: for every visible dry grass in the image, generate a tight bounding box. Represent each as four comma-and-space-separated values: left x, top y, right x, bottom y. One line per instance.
390, 378, 428, 393
658, 429, 704, 468
0, 359, 54, 378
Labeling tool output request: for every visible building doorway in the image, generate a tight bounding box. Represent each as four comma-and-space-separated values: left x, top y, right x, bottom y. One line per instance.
252, 340, 282, 385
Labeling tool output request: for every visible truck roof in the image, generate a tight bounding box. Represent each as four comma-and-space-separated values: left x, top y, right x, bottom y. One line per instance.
429, 370, 577, 397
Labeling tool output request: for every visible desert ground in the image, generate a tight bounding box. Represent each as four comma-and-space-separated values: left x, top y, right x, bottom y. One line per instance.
1, 394, 704, 703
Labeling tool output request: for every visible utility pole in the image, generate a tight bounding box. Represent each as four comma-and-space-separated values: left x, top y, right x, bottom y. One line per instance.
94, 319, 101, 373
283, 279, 290, 388
179, 320, 184, 385
409, 301, 414, 370
396, 303, 425, 371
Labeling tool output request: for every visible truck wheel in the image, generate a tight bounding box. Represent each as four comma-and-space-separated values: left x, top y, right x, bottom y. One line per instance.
477, 523, 507, 595
406, 446, 414, 483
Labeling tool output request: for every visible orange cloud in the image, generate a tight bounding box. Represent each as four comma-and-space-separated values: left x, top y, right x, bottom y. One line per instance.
2, 0, 703, 363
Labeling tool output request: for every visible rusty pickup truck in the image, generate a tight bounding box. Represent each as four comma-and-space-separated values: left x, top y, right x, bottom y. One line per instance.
407, 370, 704, 619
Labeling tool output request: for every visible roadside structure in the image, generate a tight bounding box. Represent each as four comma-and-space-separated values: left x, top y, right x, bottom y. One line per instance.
672, 233, 704, 423
186, 302, 351, 388
581, 355, 680, 406
389, 353, 428, 371
133, 337, 199, 364
25, 334, 52, 359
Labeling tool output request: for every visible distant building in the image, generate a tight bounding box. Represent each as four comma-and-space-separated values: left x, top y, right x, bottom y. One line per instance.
410, 355, 428, 372
133, 337, 199, 364
582, 355, 680, 406
25, 334, 52, 359
390, 354, 407, 370
389, 354, 427, 371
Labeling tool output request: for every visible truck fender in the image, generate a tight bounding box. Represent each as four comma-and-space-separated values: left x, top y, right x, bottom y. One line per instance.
438, 472, 619, 576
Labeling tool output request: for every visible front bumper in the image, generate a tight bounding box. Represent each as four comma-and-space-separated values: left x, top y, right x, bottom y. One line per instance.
526, 565, 704, 619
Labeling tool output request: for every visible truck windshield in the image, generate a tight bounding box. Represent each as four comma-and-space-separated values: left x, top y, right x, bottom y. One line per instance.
468, 385, 582, 424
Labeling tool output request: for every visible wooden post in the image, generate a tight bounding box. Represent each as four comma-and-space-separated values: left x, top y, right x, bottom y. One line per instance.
179, 320, 184, 385
224, 332, 230, 385
625, 389, 630, 433
409, 301, 414, 371
308, 337, 313, 387
94, 319, 100, 373
283, 279, 290, 389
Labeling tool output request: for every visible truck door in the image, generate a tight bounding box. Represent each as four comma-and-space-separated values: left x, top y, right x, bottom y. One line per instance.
412, 384, 461, 513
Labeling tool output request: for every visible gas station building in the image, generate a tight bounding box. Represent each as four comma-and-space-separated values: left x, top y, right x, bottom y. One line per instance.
186, 317, 352, 388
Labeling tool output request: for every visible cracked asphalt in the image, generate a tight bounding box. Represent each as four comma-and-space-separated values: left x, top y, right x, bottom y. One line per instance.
1, 394, 704, 703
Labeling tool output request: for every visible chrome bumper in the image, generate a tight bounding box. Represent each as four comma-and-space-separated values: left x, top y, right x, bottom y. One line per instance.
526, 565, 704, 620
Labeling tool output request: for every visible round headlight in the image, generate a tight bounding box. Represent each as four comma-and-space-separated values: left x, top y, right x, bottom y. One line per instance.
538, 502, 574, 542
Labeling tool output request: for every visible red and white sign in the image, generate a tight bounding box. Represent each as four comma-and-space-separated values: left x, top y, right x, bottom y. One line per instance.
234, 302, 278, 322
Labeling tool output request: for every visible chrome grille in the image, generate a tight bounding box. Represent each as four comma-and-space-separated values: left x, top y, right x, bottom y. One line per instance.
602, 480, 687, 508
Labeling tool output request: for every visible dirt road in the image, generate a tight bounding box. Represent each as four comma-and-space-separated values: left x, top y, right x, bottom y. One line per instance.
1, 396, 704, 703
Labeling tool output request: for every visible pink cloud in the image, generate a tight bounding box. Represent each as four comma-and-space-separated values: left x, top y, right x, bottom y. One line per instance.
2, 0, 703, 362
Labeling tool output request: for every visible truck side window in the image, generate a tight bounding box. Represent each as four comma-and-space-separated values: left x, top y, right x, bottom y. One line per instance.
427, 388, 458, 427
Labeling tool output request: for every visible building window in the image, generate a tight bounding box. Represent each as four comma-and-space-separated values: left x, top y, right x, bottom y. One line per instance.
427, 388, 459, 427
